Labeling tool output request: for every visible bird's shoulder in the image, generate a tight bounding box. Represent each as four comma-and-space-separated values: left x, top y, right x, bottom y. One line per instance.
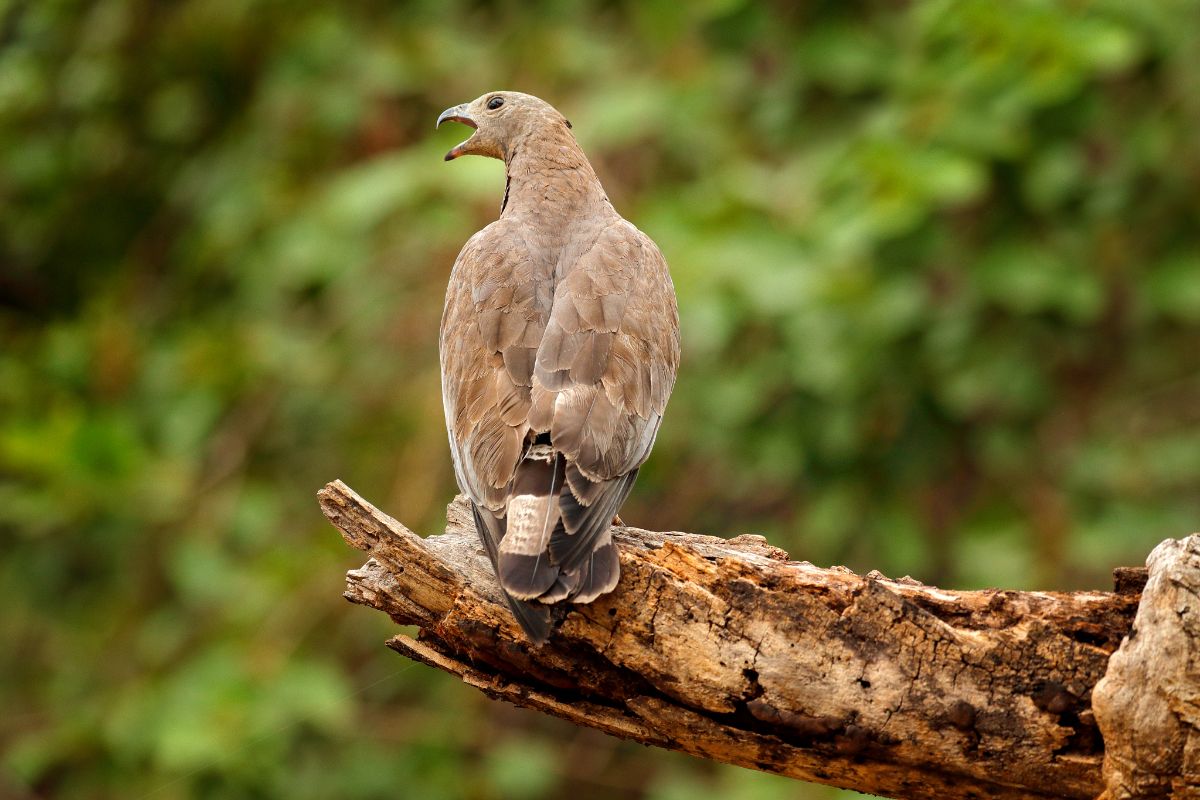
560, 217, 678, 343
451, 219, 541, 274
564, 216, 670, 280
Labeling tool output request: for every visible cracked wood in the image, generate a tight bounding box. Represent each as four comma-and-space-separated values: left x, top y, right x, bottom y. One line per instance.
320, 480, 1143, 800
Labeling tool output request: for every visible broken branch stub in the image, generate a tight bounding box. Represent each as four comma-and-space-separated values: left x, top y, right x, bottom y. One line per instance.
1093, 535, 1200, 799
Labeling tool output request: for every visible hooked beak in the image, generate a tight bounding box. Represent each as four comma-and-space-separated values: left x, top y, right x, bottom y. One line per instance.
436, 104, 476, 161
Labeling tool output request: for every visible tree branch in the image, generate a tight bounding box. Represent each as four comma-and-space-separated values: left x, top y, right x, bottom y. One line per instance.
320, 480, 1171, 800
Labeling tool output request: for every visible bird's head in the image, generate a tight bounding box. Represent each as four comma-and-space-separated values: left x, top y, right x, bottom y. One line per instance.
436, 91, 573, 162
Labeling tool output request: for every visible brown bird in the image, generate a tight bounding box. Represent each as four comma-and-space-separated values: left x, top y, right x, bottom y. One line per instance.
436, 91, 680, 643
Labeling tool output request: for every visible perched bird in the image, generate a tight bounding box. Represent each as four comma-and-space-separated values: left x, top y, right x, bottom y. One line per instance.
436, 91, 680, 643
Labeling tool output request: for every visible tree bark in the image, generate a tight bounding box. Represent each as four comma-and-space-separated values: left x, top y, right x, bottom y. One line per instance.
319, 480, 1185, 800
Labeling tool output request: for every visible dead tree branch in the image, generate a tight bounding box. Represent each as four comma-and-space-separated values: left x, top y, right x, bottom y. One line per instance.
320, 480, 1191, 800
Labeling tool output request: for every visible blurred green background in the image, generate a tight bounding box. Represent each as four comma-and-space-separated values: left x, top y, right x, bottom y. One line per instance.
3, 0, 1199, 798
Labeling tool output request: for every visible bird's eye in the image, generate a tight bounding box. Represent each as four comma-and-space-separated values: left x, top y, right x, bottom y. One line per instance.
487, 96, 504, 110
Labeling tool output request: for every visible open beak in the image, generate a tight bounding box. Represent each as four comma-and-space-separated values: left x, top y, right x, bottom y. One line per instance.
436, 104, 476, 161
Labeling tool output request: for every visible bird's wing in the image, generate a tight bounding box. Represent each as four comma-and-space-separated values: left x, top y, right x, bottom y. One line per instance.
440, 226, 552, 512
527, 220, 680, 580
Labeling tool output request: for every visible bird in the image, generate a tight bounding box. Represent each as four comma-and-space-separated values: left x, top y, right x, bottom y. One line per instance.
435, 91, 680, 644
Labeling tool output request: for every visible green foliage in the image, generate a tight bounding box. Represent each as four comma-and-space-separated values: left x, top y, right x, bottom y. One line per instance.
2, 1, 1198, 798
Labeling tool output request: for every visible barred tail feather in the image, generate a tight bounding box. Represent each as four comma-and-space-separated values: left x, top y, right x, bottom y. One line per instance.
569, 533, 620, 604
469, 503, 550, 643
497, 445, 564, 599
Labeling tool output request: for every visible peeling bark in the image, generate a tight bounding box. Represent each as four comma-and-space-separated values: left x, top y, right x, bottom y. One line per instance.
319, 480, 1181, 800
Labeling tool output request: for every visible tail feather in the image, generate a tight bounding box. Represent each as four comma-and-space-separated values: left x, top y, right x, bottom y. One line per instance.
497, 444, 564, 599
536, 568, 578, 604
469, 503, 551, 643
550, 468, 637, 569
568, 534, 620, 604
502, 592, 552, 643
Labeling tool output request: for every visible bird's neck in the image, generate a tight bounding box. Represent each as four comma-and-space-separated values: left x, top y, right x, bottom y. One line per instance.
501, 129, 612, 225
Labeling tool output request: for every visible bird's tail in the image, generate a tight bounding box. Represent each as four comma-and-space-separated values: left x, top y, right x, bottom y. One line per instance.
469, 503, 550, 643
497, 444, 564, 600
471, 442, 632, 643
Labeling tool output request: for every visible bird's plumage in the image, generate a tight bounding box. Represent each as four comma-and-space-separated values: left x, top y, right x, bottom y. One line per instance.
438, 91, 679, 643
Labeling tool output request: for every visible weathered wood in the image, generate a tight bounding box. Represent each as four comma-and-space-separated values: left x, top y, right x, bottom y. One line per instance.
320, 480, 1153, 800
1094, 537, 1200, 799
